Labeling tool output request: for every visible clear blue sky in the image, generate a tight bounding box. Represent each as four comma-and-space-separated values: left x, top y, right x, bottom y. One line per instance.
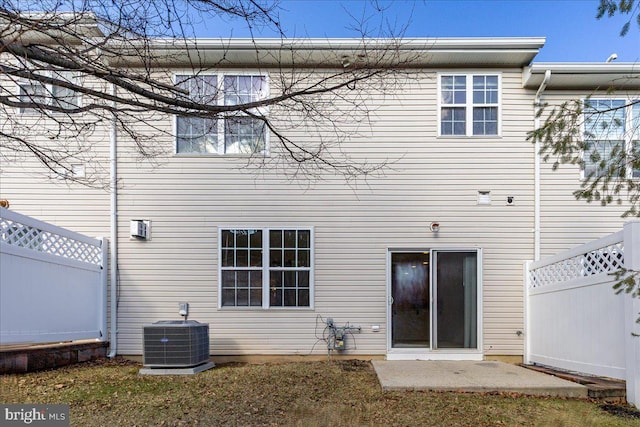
199, 0, 640, 62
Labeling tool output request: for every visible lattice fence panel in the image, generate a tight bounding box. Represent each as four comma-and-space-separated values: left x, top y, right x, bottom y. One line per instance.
1, 216, 102, 266
529, 243, 624, 288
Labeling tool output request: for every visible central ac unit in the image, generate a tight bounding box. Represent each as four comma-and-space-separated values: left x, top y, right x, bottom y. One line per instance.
143, 320, 209, 368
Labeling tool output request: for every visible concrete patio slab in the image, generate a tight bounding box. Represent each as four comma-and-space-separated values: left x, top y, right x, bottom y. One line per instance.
372, 360, 588, 398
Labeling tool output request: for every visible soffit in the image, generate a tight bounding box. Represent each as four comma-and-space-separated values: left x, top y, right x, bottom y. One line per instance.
115, 37, 546, 69
523, 63, 640, 90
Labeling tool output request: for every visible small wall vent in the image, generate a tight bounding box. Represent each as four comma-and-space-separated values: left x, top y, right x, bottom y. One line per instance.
142, 320, 209, 368
130, 220, 150, 239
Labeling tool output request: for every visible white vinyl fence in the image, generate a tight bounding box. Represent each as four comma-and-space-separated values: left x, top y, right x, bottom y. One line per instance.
526, 220, 640, 408
0, 207, 107, 345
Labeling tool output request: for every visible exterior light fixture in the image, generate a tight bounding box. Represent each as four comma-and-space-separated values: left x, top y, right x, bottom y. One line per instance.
430, 222, 440, 232
606, 53, 618, 63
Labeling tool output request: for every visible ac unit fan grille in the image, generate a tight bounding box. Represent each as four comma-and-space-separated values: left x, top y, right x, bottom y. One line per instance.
143, 321, 209, 368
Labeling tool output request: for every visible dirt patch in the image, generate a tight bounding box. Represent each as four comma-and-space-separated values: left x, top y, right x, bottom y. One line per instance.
335, 359, 371, 371
601, 404, 640, 419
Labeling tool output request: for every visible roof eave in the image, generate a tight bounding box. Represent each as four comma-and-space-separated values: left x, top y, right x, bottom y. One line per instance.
523, 63, 640, 90
117, 37, 546, 69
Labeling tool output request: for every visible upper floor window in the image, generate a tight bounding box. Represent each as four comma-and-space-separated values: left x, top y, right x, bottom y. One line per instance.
219, 228, 313, 309
176, 74, 268, 155
18, 71, 80, 114
439, 74, 500, 136
583, 99, 639, 179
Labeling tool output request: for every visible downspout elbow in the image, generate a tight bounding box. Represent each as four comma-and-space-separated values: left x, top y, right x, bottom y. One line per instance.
535, 70, 551, 106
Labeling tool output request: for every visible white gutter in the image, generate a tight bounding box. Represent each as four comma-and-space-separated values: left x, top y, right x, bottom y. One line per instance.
143, 36, 547, 50
533, 70, 551, 261
114, 37, 545, 69
108, 84, 118, 358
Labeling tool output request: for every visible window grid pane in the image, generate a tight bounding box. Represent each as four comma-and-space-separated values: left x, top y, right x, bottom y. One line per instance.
583, 140, 625, 178
268, 229, 311, 308
176, 75, 219, 154
440, 74, 499, 136
269, 270, 310, 307
583, 99, 640, 179
19, 83, 46, 114
51, 72, 79, 109
222, 228, 311, 309
441, 75, 466, 105
176, 74, 267, 155
584, 99, 626, 140
472, 75, 498, 104
224, 116, 265, 154
223, 75, 266, 154
177, 75, 218, 104
224, 75, 266, 106
220, 229, 264, 307
441, 107, 466, 135
52, 85, 78, 109
19, 71, 80, 114
221, 270, 263, 307
177, 117, 218, 153
472, 107, 498, 136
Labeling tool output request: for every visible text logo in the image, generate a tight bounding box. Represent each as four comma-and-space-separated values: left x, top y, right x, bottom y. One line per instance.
1, 405, 69, 426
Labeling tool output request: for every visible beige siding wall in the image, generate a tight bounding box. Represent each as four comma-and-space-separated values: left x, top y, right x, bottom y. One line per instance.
110, 69, 536, 356
0, 66, 112, 237
7, 67, 625, 357
0, 134, 111, 237
537, 91, 632, 258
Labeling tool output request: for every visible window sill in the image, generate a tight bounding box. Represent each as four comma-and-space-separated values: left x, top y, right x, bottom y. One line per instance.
580, 175, 640, 182
436, 135, 502, 139
217, 306, 314, 311
174, 152, 270, 158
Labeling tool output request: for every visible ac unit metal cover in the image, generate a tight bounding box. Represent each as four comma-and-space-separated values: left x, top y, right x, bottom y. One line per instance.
143, 320, 209, 368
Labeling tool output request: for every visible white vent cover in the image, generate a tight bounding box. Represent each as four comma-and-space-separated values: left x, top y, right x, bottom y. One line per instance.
143, 320, 209, 368
130, 220, 150, 239
477, 191, 491, 205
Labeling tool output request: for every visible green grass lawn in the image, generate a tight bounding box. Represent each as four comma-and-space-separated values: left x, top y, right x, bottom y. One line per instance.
1, 358, 639, 427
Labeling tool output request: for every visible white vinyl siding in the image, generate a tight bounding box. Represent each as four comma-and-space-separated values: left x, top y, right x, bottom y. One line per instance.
537, 92, 633, 258
104, 69, 533, 357
7, 68, 635, 359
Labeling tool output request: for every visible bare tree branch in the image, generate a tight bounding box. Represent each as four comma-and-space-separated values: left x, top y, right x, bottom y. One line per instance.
1, 1, 416, 186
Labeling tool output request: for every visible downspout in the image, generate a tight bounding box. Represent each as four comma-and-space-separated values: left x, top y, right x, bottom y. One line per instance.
108, 83, 118, 358
533, 70, 551, 261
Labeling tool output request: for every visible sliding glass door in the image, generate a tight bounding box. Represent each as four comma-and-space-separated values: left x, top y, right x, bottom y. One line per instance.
390, 249, 479, 352
391, 252, 431, 348
434, 251, 478, 349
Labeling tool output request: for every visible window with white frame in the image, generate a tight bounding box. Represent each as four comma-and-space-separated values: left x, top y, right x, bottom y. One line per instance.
440, 74, 500, 136
176, 74, 267, 155
175, 75, 218, 153
220, 228, 312, 308
18, 71, 80, 114
583, 99, 640, 179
